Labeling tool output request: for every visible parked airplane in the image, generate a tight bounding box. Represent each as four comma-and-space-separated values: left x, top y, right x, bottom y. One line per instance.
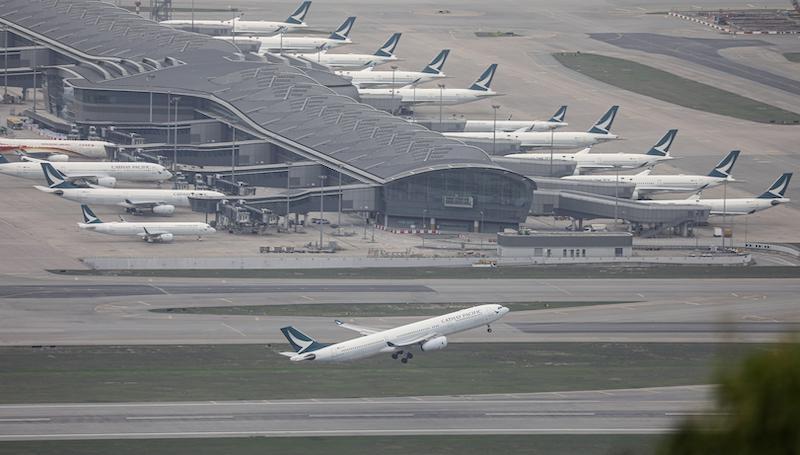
645, 173, 792, 215
444, 106, 620, 149
462, 106, 569, 133
294, 32, 401, 69
563, 150, 741, 199
279, 304, 510, 363
357, 63, 500, 106
161, 1, 312, 35
505, 129, 678, 173
35, 163, 224, 215
0, 154, 171, 187
217, 16, 356, 53
338, 49, 449, 87
0, 137, 114, 160
78, 205, 215, 242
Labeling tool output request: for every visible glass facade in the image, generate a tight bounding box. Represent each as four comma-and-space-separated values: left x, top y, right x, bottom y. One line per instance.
382, 168, 534, 232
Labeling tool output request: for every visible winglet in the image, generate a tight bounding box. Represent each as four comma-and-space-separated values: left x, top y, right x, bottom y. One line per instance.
588, 105, 619, 135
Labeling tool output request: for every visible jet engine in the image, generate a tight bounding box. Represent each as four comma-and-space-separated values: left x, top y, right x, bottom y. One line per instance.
95, 176, 117, 188
47, 154, 69, 162
420, 336, 448, 352
155, 233, 174, 243
152, 204, 175, 216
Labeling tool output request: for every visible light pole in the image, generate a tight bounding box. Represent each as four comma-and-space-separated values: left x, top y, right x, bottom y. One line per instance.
363, 205, 368, 240
145, 74, 155, 123
230, 125, 236, 188
722, 179, 728, 249
32, 45, 37, 113
285, 162, 292, 231
171, 95, 181, 185
191, 0, 195, 33
3, 25, 8, 99
491, 104, 500, 155
337, 166, 343, 229
549, 126, 555, 176
166, 91, 171, 153
318, 174, 327, 248
437, 83, 445, 131
422, 208, 428, 231
390, 65, 398, 114
614, 165, 620, 224
479, 210, 485, 249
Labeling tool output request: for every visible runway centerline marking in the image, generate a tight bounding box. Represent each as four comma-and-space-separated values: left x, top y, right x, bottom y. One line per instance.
485, 412, 596, 416
0, 418, 51, 422
308, 413, 415, 418
125, 415, 234, 421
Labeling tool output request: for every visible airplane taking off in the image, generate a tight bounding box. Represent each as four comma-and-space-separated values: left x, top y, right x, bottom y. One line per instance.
462, 106, 569, 133
280, 304, 509, 363
563, 150, 741, 199
505, 129, 678, 173
35, 163, 225, 215
293, 32, 401, 69
0, 137, 114, 160
0, 154, 171, 187
645, 173, 792, 215
357, 64, 500, 106
78, 205, 215, 242
161, 1, 312, 35
338, 49, 450, 87
444, 106, 620, 149
217, 16, 356, 54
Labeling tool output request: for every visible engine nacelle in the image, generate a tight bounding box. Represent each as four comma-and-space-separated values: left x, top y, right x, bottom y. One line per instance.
420, 336, 448, 352
95, 176, 117, 188
47, 154, 69, 162
151, 204, 175, 216
155, 233, 174, 243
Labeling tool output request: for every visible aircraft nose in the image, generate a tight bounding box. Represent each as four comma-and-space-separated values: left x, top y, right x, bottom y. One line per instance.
208, 227, 217, 233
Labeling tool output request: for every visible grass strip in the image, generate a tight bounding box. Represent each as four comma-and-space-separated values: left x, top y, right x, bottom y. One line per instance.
553, 52, 800, 124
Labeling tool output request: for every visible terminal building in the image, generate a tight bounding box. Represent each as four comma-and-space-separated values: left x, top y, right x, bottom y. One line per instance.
0, 0, 707, 235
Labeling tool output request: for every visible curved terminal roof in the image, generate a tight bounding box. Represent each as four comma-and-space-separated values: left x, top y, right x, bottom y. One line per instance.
1, 0, 505, 184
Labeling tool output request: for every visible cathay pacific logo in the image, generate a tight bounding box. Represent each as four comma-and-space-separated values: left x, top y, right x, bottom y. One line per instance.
550, 105, 567, 123
588, 106, 619, 135
285, 1, 311, 24
647, 129, 678, 156
375, 33, 401, 57
469, 64, 497, 91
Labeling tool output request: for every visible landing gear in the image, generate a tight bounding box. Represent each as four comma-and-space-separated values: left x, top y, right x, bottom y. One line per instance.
391, 350, 404, 360
487, 324, 493, 333
401, 357, 408, 364
394, 351, 413, 364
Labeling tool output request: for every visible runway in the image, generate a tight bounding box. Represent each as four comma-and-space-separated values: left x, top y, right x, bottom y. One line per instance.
1, 277, 797, 345
0, 385, 712, 440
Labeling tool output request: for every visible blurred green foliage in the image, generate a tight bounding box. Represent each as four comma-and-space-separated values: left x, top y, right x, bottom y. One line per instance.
659, 341, 800, 454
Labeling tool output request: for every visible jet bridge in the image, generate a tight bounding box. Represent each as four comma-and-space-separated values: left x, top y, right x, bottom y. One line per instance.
533, 190, 709, 237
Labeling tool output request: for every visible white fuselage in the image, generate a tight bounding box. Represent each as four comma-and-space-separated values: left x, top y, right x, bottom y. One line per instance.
463, 120, 568, 133
0, 161, 171, 183
444, 131, 618, 149
216, 35, 351, 53
160, 19, 306, 35
78, 221, 216, 236
564, 173, 731, 197
0, 138, 113, 159
295, 305, 509, 362
39, 187, 225, 208
339, 69, 446, 87
506, 150, 671, 171
645, 197, 789, 215
358, 87, 499, 106
297, 52, 397, 69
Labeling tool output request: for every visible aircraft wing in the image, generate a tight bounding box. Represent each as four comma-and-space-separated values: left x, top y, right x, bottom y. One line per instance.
121, 199, 168, 209
386, 333, 438, 348
334, 319, 381, 336
637, 185, 698, 193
